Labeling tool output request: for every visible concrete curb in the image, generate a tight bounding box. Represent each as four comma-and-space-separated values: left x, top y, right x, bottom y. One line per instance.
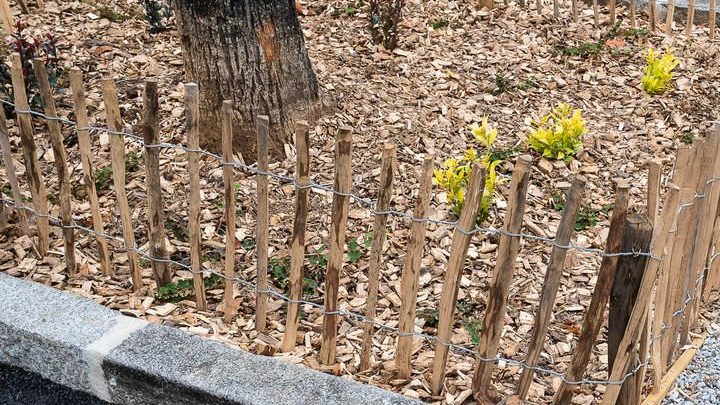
0, 275, 418, 405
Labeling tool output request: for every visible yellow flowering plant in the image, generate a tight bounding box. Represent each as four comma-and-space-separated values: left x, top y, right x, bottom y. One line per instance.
642, 48, 679, 96
434, 117, 508, 223
528, 103, 585, 161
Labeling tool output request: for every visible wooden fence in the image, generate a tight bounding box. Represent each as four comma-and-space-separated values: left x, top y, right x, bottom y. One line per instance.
1, 53, 720, 404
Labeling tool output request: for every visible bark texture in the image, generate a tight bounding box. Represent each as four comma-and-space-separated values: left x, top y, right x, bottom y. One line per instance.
172, 0, 320, 161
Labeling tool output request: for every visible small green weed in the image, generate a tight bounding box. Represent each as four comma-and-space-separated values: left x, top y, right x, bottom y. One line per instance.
242, 237, 256, 251
430, 19, 449, 30
679, 131, 695, 145
465, 319, 483, 345
574, 205, 598, 231
97, 5, 129, 22
156, 274, 223, 303
417, 308, 440, 328
126, 151, 142, 173
95, 166, 112, 192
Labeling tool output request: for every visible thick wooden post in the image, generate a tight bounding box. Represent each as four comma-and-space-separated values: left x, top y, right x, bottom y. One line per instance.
600, 185, 680, 405
471, 155, 532, 403
184, 83, 207, 311
516, 177, 586, 399
256, 115, 270, 332
359, 143, 396, 371
686, 0, 696, 34
142, 80, 171, 287
609, 0, 616, 23
0, 105, 29, 234
553, 182, 630, 405
430, 164, 486, 395
630, 0, 637, 26
69, 68, 111, 276
281, 121, 311, 352
711, 0, 717, 39
395, 155, 435, 379
11, 53, 49, 256
34, 59, 76, 273
665, 0, 676, 35
608, 214, 653, 405
649, 0, 657, 31
222, 101, 237, 324
319, 127, 353, 366
102, 78, 142, 291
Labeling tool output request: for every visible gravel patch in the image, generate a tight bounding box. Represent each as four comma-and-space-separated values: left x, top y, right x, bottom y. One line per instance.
663, 325, 720, 405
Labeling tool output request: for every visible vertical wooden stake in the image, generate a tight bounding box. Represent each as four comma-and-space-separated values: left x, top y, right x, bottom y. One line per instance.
256, 115, 270, 333
142, 80, 171, 287
553, 182, 630, 405
471, 156, 532, 402
593, 0, 599, 27
102, 79, 142, 290
319, 127, 353, 366
11, 53, 49, 256
686, 0, 696, 35
710, 0, 717, 39
649, 0, 657, 31
431, 164, 486, 396
0, 0, 13, 35
0, 105, 30, 234
516, 177, 586, 399
15, 0, 28, 14
648, 159, 662, 227
395, 155, 435, 379
630, 0, 637, 27
282, 121, 311, 352
359, 143, 396, 371
600, 185, 681, 405
34, 59, 76, 273
571, 0, 578, 22
608, 214, 653, 405
553, 0, 559, 18
222, 101, 236, 324
536, 0, 542, 14
69, 68, 112, 276
661, 188, 696, 371
609, 0, 616, 24
665, 0, 676, 35
184, 83, 207, 310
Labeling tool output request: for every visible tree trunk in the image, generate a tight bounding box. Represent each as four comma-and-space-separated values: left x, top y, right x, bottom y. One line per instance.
172, 0, 320, 161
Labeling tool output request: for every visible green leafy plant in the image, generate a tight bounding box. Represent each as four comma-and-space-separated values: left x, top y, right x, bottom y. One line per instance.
642, 48, 679, 96
241, 237, 256, 250
156, 274, 222, 303
348, 234, 372, 263
308, 246, 328, 268
528, 103, 585, 161
126, 151, 142, 172
417, 308, 439, 328
143, 0, 173, 33
344, 6, 357, 15
270, 255, 320, 296
429, 19, 449, 30
574, 205, 598, 231
434, 117, 512, 223
96, 5, 129, 22
465, 319, 483, 345
95, 166, 112, 192
679, 131, 694, 145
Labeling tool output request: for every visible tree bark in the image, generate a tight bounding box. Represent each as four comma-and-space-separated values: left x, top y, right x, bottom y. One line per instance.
172, 0, 320, 161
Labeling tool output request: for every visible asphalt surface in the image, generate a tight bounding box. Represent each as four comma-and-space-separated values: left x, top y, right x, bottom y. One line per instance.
0, 363, 108, 405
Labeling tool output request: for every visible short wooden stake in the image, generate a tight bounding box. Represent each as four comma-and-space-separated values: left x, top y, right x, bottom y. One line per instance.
142, 80, 171, 287
608, 214, 653, 405
431, 164, 486, 396
649, 0, 657, 31
648, 159, 662, 227
11, 53, 49, 256
665, 0, 676, 35
319, 127, 353, 366
630, 0, 637, 26
395, 155, 435, 379
34, 59, 76, 273
0, 104, 30, 234
686, 0, 696, 35
102, 79, 142, 291
221, 101, 236, 324
516, 177, 586, 399
256, 115, 270, 332
69, 68, 112, 276
553, 0, 559, 18
609, 0, 616, 24
359, 143, 396, 371
553, 182, 630, 405
471, 156, 532, 402
0, 0, 13, 35
571, 0, 578, 22
710, 0, 717, 39
281, 121, 311, 352
593, 0, 599, 26
600, 185, 680, 405
184, 83, 207, 310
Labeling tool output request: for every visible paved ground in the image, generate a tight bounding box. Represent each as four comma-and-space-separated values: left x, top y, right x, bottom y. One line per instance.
663, 325, 720, 405
0, 364, 107, 405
